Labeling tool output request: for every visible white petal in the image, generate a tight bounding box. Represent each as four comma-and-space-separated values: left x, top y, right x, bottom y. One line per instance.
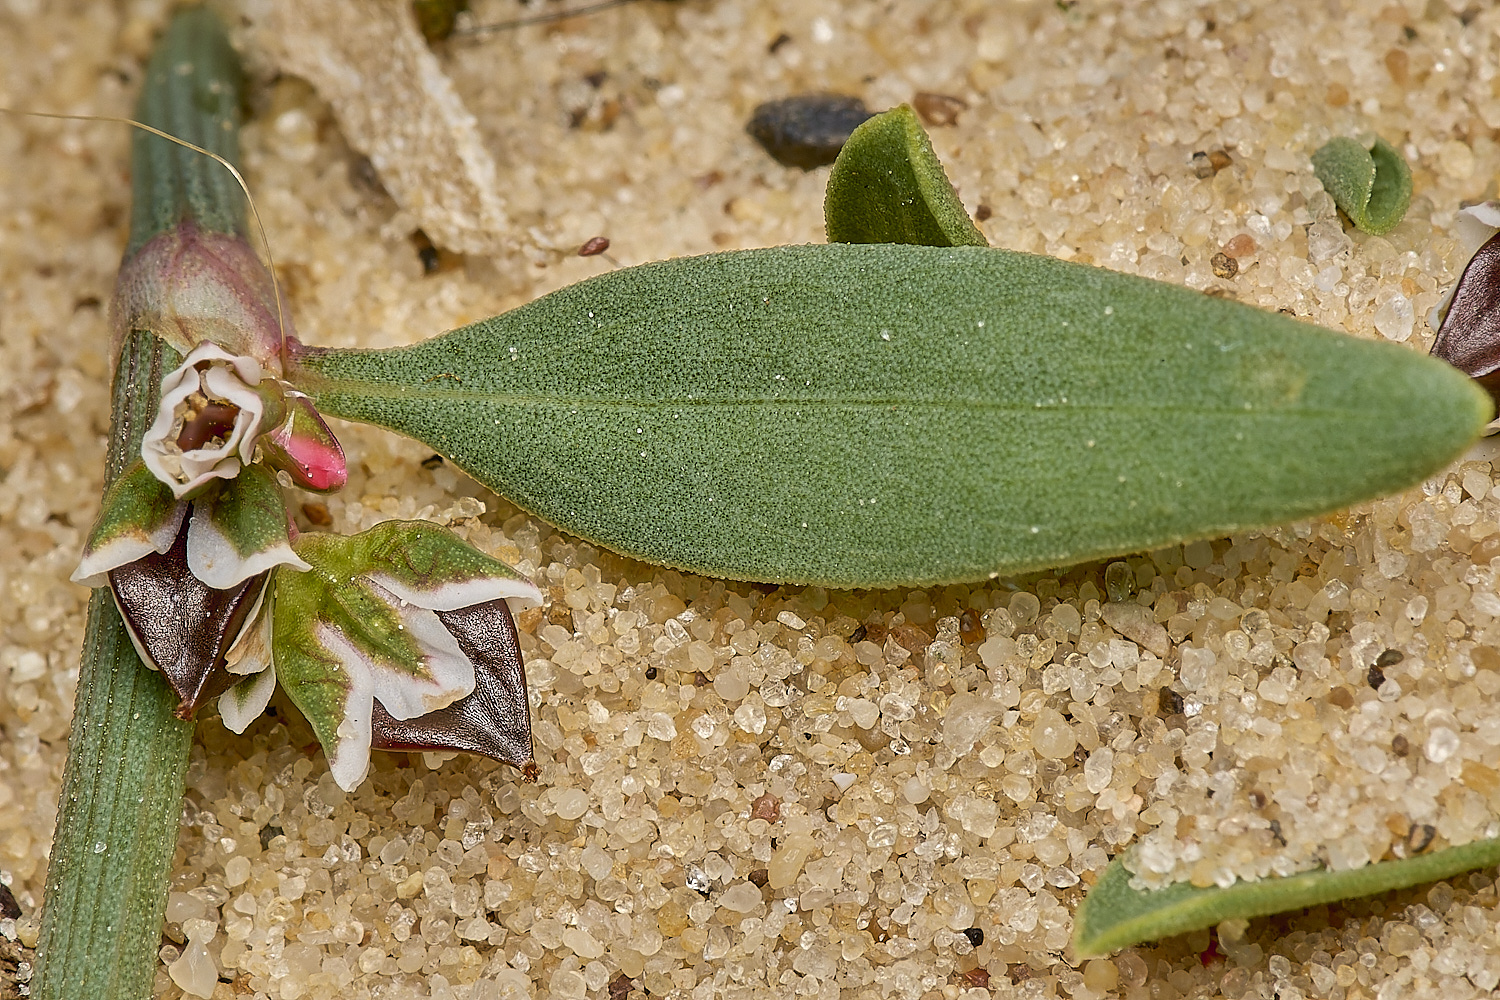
70, 501, 188, 588
366, 572, 544, 612
219, 661, 277, 734
186, 507, 311, 590
315, 623, 377, 791
1457, 201, 1500, 259
224, 595, 272, 676
141, 366, 204, 493
367, 580, 477, 718
200, 364, 266, 466
316, 579, 477, 721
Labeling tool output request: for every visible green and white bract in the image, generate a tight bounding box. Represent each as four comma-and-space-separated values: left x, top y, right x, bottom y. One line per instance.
222, 520, 543, 791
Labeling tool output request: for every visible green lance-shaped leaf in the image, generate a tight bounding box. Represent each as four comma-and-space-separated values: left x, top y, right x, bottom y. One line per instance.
1074, 838, 1500, 958
824, 105, 988, 246
1311, 136, 1412, 236
294, 243, 1491, 589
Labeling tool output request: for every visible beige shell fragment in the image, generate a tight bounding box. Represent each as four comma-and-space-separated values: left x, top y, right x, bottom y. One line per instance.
258, 0, 509, 255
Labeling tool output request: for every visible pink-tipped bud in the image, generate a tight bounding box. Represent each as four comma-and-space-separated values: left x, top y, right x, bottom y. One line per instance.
259, 394, 347, 493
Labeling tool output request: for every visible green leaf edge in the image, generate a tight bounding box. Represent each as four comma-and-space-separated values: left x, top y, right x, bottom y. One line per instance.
1311, 136, 1412, 236
1072, 837, 1500, 958
824, 105, 988, 247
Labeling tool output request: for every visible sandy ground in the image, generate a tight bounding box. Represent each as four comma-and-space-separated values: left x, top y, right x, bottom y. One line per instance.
6, 1, 1500, 998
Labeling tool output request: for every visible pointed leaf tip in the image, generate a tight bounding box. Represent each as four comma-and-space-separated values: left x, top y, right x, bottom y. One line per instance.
188, 465, 311, 590
73, 460, 186, 588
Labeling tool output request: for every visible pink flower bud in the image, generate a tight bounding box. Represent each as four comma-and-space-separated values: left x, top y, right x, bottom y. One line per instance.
259, 393, 348, 493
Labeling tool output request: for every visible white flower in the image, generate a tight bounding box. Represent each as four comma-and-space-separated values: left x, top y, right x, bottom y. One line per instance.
142, 342, 267, 498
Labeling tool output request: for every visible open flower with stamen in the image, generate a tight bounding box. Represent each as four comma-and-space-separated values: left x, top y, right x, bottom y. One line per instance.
143, 342, 268, 498
219, 520, 543, 791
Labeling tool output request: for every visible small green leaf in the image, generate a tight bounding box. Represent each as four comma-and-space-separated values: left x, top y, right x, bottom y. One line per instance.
187, 464, 310, 589
1074, 838, 1500, 958
824, 105, 987, 246
72, 459, 185, 587
1311, 136, 1412, 235
296, 243, 1490, 588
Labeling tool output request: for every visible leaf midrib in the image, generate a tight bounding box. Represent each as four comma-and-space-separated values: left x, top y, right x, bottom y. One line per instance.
309, 379, 1365, 420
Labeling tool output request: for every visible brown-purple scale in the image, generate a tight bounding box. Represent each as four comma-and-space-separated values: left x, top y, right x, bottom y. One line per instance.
370, 597, 539, 781
107, 517, 265, 719
1431, 230, 1500, 405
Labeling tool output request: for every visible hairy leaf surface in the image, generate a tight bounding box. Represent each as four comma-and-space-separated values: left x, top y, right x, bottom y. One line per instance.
824, 105, 988, 246
296, 243, 1489, 587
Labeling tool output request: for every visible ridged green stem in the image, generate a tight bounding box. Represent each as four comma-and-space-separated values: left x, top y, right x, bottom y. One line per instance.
34, 9, 245, 999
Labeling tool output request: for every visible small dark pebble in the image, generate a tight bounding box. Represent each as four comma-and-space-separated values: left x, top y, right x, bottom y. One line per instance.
974, 204, 993, 222
0, 882, 19, 920
584, 69, 608, 89
1210, 252, 1238, 279
958, 968, 990, 989
1269, 818, 1286, 846
962, 926, 984, 947
749, 868, 770, 887
260, 824, 284, 850
608, 972, 634, 1000
1248, 789, 1266, 809
412, 0, 468, 43
645, 666, 657, 680
1392, 733, 1410, 756
1367, 664, 1386, 690
1407, 822, 1436, 855
747, 94, 874, 170
1375, 648, 1405, 668
347, 154, 389, 199
420, 453, 445, 469
579, 236, 611, 257
768, 31, 792, 54
1158, 686, 1185, 715
912, 91, 967, 127
411, 229, 442, 274
1191, 148, 1233, 178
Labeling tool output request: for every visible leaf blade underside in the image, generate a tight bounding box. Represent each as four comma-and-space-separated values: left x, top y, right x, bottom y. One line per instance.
296, 243, 1490, 588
